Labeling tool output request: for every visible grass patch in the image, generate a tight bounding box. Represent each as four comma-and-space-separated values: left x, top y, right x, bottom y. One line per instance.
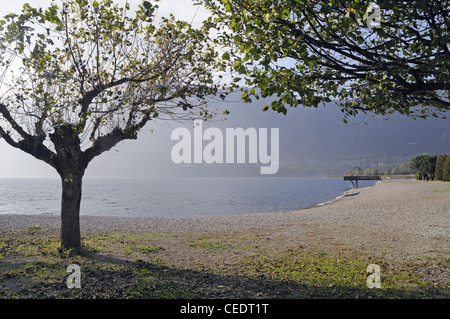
188, 235, 231, 250
0, 230, 61, 258
241, 249, 371, 288
433, 188, 450, 193
27, 224, 43, 234
80, 232, 168, 256
20, 261, 66, 280
125, 277, 196, 299
136, 246, 165, 254
236, 247, 448, 297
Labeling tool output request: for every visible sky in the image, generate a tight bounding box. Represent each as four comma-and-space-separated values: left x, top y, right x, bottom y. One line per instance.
0, 0, 210, 23
0, 0, 213, 178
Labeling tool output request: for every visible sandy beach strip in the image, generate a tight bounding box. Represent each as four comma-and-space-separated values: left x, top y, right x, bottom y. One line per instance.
0, 179, 449, 264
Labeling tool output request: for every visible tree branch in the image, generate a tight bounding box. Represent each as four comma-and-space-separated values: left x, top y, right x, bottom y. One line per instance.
0, 103, 57, 167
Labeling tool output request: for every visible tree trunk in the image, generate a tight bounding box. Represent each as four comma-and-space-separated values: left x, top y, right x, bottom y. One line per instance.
59, 171, 84, 252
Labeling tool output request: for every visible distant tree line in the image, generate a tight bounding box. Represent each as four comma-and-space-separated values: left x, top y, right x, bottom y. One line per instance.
344, 154, 450, 182
410, 154, 450, 181
344, 161, 413, 177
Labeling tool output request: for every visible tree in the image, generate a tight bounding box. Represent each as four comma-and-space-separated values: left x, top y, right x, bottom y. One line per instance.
410, 154, 437, 180
435, 154, 447, 180
204, 0, 450, 120
443, 155, 450, 181
344, 166, 362, 176
0, 0, 229, 252
389, 166, 401, 175
399, 161, 412, 175
363, 167, 378, 176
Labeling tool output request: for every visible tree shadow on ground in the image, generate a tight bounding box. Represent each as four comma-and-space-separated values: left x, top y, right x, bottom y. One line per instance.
1, 251, 447, 300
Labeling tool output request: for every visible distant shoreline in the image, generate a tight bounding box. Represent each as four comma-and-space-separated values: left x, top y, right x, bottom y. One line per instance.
325, 174, 416, 178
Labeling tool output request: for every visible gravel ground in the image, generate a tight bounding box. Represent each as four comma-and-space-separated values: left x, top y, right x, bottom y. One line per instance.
1, 179, 449, 264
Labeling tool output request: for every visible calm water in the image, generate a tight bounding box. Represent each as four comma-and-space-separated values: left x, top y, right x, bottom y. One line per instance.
0, 177, 375, 217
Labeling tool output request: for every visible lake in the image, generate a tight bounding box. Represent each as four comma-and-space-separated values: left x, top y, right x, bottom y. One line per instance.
0, 176, 375, 217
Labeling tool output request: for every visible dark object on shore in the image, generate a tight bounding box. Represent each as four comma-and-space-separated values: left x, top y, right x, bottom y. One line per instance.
344, 175, 381, 188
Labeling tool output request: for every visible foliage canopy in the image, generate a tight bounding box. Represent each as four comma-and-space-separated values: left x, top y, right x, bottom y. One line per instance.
204, 0, 450, 121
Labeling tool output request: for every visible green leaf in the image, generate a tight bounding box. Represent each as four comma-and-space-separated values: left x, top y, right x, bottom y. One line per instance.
142, 1, 152, 10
